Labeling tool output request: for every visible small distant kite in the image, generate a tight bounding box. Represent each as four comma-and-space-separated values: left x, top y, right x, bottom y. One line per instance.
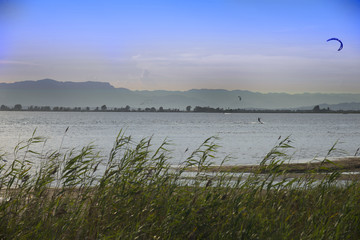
327, 38, 343, 51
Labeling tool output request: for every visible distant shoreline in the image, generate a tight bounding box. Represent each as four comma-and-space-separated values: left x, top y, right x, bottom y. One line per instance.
181, 156, 360, 181
1, 104, 360, 113
183, 157, 360, 173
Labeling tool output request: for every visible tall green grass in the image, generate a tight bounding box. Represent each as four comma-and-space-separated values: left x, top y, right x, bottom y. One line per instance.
0, 131, 359, 239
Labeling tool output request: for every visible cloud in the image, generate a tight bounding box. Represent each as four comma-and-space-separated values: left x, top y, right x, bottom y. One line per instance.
140, 69, 150, 81
126, 50, 360, 91
0, 60, 39, 66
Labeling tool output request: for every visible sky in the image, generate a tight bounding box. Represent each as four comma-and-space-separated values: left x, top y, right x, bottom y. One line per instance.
0, 0, 360, 93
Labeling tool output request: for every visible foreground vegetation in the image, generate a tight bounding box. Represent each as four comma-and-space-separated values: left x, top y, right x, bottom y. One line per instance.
1, 132, 360, 239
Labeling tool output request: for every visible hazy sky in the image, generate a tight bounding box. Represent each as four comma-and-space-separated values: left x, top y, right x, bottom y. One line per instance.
1, 0, 360, 93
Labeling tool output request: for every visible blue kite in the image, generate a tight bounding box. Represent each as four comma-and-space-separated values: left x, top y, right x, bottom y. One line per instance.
327, 38, 343, 51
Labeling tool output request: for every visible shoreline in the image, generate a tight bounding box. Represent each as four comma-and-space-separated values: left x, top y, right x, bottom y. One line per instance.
182, 156, 360, 173
1, 110, 360, 114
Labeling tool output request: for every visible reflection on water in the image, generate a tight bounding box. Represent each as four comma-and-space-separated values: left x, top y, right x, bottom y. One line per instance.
0, 111, 359, 165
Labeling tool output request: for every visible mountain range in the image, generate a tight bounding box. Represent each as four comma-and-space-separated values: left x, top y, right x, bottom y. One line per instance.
1, 79, 360, 110
0, 79, 114, 90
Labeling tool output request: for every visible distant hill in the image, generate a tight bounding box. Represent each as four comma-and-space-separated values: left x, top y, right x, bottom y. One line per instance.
0, 79, 114, 90
1, 79, 360, 110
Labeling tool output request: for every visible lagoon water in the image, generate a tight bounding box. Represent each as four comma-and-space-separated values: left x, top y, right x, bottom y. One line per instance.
0, 111, 359, 165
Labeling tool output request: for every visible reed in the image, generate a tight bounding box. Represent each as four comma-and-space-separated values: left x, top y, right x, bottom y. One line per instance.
0, 131, 359, 239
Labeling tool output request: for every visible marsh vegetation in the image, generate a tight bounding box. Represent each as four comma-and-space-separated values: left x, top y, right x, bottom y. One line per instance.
1, 132, 359, 239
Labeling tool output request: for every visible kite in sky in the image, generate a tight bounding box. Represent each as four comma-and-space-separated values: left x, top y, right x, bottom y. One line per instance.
327, 38, 343, 51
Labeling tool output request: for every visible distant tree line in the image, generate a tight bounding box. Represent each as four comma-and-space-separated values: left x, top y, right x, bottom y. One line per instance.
0, 104, 181, 112
0, 104, 359, 113
192, 105, 360, 113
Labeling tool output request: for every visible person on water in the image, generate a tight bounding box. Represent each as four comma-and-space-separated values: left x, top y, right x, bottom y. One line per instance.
258, 117, 263, 124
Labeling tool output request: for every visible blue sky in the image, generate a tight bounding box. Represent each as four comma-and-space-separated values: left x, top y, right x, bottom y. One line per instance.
1, 0, 360, 93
